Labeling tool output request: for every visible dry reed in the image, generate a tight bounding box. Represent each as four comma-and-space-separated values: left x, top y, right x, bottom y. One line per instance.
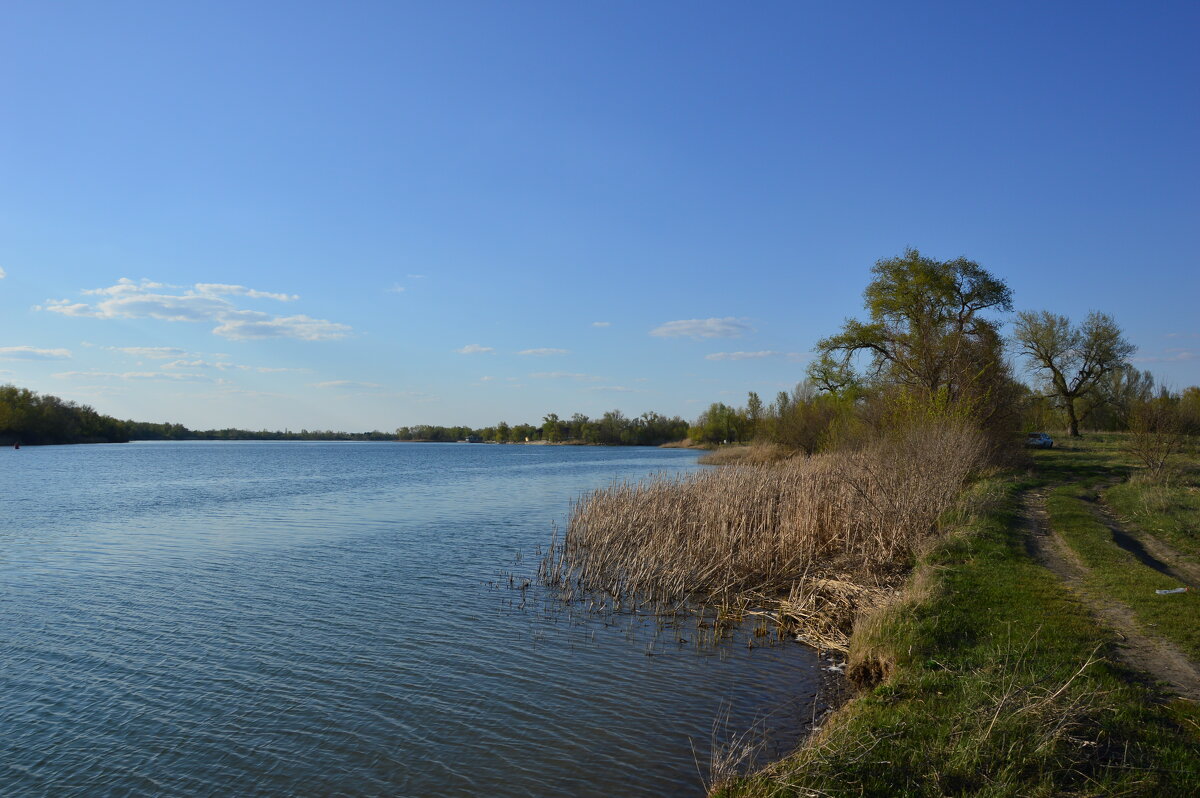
697, 443, 794, 466
542, 423, 986, 650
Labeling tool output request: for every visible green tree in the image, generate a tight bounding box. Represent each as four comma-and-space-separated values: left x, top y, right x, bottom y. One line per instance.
808, 249, 1013, 398
1013, 310, 1135, 437
542, 413, 563, 442
746, 391, 764, 439
1180, 386, 1200, 434
690, 402, 749, 445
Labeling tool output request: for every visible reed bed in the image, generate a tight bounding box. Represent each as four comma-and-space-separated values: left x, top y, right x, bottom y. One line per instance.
696, 443, 794, 466
542, 423, 986, 649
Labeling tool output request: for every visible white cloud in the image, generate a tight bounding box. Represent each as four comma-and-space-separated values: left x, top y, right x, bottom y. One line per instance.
591, 321, 611, 328
0, 346, 72, 360
1133, 348, 1197, 363
107, 346, 188, 359
236, 365, 307, 373
0, 267, 6, 278
311, 380, 383, 389
518, 348, 570, 356
121, 371, 213, 382
407, 274, 426, 279
456, 344, 495, 354
53, 370, 212, 382
212, 313, 351, 341
163, 359, 230, 370
40, 278, 349, 341
529, 371, 603, 381
193, 283, 298, 301
706, 350, 779, 361
387, 284, 406, 293
587, 385, 639, 393
650, 317, 752, 339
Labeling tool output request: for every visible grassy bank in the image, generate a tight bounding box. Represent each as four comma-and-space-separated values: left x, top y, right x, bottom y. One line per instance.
713, 436, 1200, 797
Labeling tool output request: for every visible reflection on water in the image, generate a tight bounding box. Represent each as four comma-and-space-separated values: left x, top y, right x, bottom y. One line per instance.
1, 442, 822, 796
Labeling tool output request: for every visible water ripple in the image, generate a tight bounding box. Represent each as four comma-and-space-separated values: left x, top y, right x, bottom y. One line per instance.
1, 442, 820, 797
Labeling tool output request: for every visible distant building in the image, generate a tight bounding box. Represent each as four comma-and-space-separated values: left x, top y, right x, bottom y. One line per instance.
464, 434, 483, 443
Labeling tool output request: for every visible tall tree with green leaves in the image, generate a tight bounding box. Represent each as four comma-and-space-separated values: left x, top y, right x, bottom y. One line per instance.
746, 391, 764, 438
542, 412, 563, 442
1013, 310, 1135, 437
808, 248, 1014, 402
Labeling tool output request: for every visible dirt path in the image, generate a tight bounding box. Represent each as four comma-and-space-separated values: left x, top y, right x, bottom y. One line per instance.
1021, 491, 1200, 702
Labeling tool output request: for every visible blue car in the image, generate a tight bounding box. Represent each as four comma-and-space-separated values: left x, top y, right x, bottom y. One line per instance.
1025, 432, 1054, 449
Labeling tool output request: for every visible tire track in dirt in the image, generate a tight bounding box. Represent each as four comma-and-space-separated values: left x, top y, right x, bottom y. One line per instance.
1021, 491, 1200, 702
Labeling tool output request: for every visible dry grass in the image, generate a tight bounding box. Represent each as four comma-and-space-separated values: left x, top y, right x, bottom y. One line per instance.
542, 423, 987, 649
697, 443, 795, 466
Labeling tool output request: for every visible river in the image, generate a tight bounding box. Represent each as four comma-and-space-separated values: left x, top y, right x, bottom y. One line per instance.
1, 441, 821, 796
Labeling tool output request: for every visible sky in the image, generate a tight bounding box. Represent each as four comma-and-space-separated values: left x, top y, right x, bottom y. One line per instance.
2, 1, 1197, 431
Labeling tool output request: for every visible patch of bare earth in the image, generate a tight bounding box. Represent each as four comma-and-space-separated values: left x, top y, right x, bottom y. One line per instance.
1022, 492, 1200, 702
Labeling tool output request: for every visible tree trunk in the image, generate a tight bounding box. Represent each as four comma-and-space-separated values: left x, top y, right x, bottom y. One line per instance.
1065, 397, 1081, 437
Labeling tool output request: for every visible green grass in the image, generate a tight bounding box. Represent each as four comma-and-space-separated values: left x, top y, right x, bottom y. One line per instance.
1043, 481, 1200, 661
1105, 463, 1200, 561
714, 475, 1200, 797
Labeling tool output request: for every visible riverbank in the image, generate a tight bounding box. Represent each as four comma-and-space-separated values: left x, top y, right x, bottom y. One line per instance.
714, 435, 1200, 796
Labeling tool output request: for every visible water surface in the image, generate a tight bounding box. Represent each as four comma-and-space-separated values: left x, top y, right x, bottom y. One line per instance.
1, 442, 821, 796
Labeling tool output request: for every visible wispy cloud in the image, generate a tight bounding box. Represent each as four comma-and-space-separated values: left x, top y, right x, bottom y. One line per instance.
0, 346, 72, 360
0, 267, 6, 279
123, 371, 215, 382
211, 313, 351, 341
706, 350, 778, 361
529, 371, 604, 382
163, 359, 230, 370
40, 278, 350, 341
387, 284, 406, 293
237, 365, 308, 373
193, 283, 298, 301
1133, 348, 1197, 363
587, 385, 640, 393
518, 347, 570, 356
650, 317, 752, 340
311, 380, 383, 389
106, 346, 189, 359
591, 321, 611, 328
53, 370, 213, 382
456, 344, 495, 354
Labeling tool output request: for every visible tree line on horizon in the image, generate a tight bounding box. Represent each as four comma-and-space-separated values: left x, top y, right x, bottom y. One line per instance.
0, 383, 690, 447
396, 409, 690, 446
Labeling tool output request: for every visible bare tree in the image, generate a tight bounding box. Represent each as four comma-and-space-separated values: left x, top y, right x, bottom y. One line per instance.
1128, 395, 1187, 482
1013, 310, 1135, 437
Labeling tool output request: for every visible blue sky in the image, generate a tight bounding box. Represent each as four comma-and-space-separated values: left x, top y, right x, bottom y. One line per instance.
2, 1, 1197, 430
